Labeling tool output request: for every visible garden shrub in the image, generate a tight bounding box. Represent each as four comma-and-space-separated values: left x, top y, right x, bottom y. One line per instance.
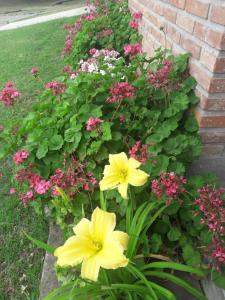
0, 0, 224, 293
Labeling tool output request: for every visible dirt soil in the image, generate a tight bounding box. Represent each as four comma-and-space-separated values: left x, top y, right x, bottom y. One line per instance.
0, 0, 86, 26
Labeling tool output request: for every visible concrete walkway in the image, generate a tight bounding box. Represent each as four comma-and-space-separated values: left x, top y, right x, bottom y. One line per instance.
0, 6, 88, 31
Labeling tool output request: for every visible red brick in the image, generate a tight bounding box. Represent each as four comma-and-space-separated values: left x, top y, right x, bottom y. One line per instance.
166, 24, 181, 44
180, 37, 201, 59
193, 22, 207, 41
200, 50, 225, 73
176, 14, 194, 33
195, 110, 225, 128
210, 5, 225, 26
206, 28, 225, 50
185, 0, 210, 19
209, 79, 225, 93
196, 89, 225, 111
201, 144, 225, 156
169, 0, 186, 9
200, 131, 225, 144
189, 62, 211, 91
163, 7, 177, 23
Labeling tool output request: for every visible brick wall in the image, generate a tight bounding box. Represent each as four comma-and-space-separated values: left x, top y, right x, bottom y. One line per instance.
128, 0, 225, 157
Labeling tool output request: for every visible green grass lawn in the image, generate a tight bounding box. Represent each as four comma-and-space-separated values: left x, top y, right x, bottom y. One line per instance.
0, 17, 76, 300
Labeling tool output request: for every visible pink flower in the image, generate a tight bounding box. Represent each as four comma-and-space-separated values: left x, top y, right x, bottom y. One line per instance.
83, 13, 95, 21
34, 180, 51, 194
151, 172, 187, 204
124, 43, 142, 56
132, 11, 142, 20
9, 188, 16, 194
129, 20, 139, 29
148, 59, 172, 88
45, 81, 66, 96
96, 29, 113, 39
129, 141, 150, 164
70, 73, 77, 79
13, 149, 29, 165
20, 190, 33, 207
0, 82, 21, 106
31, 67, 39, 77
120, 114, 125, 123
89, 48, 98, 55
107, 82, 135, 103
86, 117, 103, 131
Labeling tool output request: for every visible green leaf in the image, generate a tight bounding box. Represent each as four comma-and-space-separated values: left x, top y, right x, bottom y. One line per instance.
164, 202, 180, 215
146, 118, 178, 143
24, 233, 55, 254
36, 140, 48, 159
150, 233, 162, 253
167, 227, 181, 241
184, 116, 199, 132
101, 122, 112, 141
87, 140, 102, 155
49, 134, 64, 150
182, 244, 201, 267
164, 94, 189, 118
212, 270, 225, 289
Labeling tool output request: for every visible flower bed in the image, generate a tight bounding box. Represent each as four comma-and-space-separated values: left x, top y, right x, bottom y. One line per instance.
0, 0, 224, 298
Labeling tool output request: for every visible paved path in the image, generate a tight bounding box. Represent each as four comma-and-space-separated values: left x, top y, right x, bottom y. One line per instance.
0, 6, 88, 31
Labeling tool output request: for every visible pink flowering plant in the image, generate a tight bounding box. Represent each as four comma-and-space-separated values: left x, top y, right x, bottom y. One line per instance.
1, 0, 224, 290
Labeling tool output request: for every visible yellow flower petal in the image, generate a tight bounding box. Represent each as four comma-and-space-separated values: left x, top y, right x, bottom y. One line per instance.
81, 257, 100, 281
127, 168, 149, 187
118, 182, 128, 199
111, 231, 129, 250
97, 239, 129, 269
73, 218, 91, 237
54, 236, 94, 267
90, 207, 116, 242
99, 174, 120, 191
128, 157, 141, 169
109, 152, 128, 169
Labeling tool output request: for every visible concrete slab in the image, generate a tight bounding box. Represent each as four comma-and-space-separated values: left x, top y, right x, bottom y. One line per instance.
0, 6, 88, 31
39, 223, 64, 300
0, 0, 86, 27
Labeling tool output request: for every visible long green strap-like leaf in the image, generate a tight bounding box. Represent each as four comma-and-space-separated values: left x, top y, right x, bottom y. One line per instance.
43, 282, 75, 300
141, 262, 205, 277
126, 264, 158, 300
24, 232, 55, 254
144, 271, 207, 300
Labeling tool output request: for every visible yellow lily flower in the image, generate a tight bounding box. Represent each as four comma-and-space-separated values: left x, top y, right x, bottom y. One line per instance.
99, 152, 149, 199
54, 207, 129, 281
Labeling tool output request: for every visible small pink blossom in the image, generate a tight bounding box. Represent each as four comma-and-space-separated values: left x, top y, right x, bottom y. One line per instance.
89, 48, 98, 55
45, 81, 66, 96
124, 43, 142, 56
96, 29, 113, 39
86, 117, 103, 131
129, 20, 139, 29
107, 82, 135, 103
20, 190, 33, 207
31, 67, 39, 77
34, 180, 51, 194
148, 59, 172, 88
9, 188, 16, 194
132, 11, 142, 20
13, 149, 29, 165
129, 141, 150, 164
0, 82, 21, 106
151, 172, 187, 204
120, 114, 125, 123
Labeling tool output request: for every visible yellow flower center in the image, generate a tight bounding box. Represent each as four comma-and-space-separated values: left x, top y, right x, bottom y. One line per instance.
92, 240, 102, 252
119, 169, 128, 181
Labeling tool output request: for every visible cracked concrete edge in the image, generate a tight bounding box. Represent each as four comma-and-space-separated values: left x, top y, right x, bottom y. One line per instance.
0, 6, 88, 31
39, 223, 64, 300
